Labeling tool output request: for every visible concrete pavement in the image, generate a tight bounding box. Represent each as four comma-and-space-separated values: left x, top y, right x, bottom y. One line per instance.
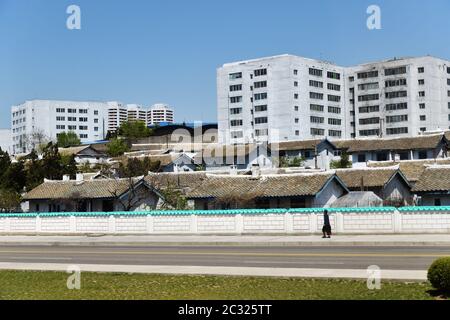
1, 234, 450, 246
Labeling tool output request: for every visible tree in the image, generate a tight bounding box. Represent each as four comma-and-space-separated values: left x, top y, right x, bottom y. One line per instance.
0, 148, 11, 174
1, 161, 26, 193
0, 189, 22, 213
118, 157, 161, 178
106, 138, 130, 157
25, 150, 45, 191
110, 178, 147, 212
330, 151, 352, 169
57, 131, 81, 148
24, 129, 51, 153
118, 121, 151, 139
41, 142, 64, 180
61, 154, 78, 179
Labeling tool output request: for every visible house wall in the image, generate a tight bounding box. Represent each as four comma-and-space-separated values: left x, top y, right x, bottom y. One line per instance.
383, 176, 412, 204
2, 207, 450, 234
313, 179, 347, 208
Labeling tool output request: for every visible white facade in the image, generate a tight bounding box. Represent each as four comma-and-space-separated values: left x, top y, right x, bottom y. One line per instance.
11, 100, 108, 154
107, 101, 128, 133
218, 54, 450, 143
0, 129, 12, 153
149, 103, 174, 125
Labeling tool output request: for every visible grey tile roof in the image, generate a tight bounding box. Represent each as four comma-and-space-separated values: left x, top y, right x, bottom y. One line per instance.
412, 166, 450, 192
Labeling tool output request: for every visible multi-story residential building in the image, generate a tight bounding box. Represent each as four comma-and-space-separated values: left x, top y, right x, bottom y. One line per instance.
346, 56, 450, 139
148, 104, 174, 125
11, 100, 108, 154
107, 101, 128, 133
217, 54, 346, 144
127, 104, 147, 123
218, 54, 450, 143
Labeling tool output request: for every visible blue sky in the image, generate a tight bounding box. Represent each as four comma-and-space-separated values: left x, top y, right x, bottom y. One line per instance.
1, 0, 450, 128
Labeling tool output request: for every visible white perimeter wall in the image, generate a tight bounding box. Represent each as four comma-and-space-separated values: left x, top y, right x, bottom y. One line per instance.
1, 209, 450, 234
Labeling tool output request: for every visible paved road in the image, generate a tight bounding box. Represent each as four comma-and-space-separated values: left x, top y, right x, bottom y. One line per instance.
0, 245, 448, 270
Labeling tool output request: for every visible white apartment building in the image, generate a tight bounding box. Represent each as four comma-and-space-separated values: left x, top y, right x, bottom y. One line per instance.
107, 101, 128, 133
148, 103, 174, 125
347, 56, 450, 139
11, 100, 108, 154
217, 54, 450, 143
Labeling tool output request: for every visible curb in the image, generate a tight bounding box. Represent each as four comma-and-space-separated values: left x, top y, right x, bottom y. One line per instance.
1, 241, 450, 247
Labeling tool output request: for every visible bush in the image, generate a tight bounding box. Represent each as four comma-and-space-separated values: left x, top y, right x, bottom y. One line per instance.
428, 257, 450, 291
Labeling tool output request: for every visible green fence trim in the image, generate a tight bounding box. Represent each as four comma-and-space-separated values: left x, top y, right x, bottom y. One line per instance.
398, 206, 450, 212
1, 206, 449, 218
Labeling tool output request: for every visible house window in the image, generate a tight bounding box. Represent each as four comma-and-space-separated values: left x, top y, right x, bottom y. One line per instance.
357, 154, 366, 163
435, 198, 442, 206
418, 151, 428, 159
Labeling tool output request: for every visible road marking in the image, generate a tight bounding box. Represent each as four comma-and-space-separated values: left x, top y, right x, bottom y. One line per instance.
0, 249, 447, 258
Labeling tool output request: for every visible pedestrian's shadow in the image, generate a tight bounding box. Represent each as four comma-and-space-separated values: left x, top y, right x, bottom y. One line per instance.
427, 289, 450, 300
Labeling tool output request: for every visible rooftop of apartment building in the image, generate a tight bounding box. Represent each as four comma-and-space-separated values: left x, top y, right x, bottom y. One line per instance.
220, 53, 450, 69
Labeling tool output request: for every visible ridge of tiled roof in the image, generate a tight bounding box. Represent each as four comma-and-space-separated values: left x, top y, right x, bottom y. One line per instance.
335, 167, 402, 188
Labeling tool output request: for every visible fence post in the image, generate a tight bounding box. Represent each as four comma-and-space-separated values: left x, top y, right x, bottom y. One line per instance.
190, 214, 198, 233
393, 208, 402, 233
285, 211, 294, 234
309, 212, 318, 234
36, 215, 41, 233
336, 212, 344, 233
69, 215, 76, 233
236, 214, 244, 234
108, 215, 116, 233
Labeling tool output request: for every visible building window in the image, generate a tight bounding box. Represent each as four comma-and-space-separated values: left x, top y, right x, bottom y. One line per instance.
359, 105, 380, 113
79, 126, 88, 130
294, 106, 299, 111
294, 93, 299, 99
386, 127, 408, 135
230, 108, 242, 115
420, 127, 427, 132
385, 66, 407, 76
293, 69, 298, 75
94, 110, 99, 115
295, 118, 299, 124
420, 115, 426, 121
229, 72, 242, 80
94, 119, 99, 123
359, 117, 380, 125
255, 117, 268, 124
327, 95, 341, 102
419, 91, 426, 97
80, 134, 88, 139
254, 68, 267, 77
386, 115, 408, 123
309, 80, 323, 88
328, 106, 341, 114
56, 108, 66, 113
310, 116, 324, 124
79, 117, 88, 122
68, 117, 77, 121
94, 127, 99, 131
56, 116, 65, 121
294, 81, 298, 87
328, 118, 341, 126
295, 130, 299, 136
359, 82, 379, 90
68, 125, 76, 130
230, 120, 242, 127
419, 103, 426, 109
327, 71, 341, 80
358, 94, 379, 102
79, 109, 88, 114
385, 79, 407, 87
349, 76, 355, 82
309, 68, 323, 77
230, 96, 242, 104
310, 128, 325, 135
255, 105, 267, 112
385, 91, 407, 99
435, 198, 442, 206
418, 151, 428, 159
357, 71, 378, 79
255, 129, 268, 137
328, 130, 342, 137
254, 93, 267, 101
56, 125, 65, 130
418, 67, 425, 73
357, 154, 366, 162
359, 129, 379, 136
230, 84, 242, 92
68, 108, 76, 113
310, 92, 324, 100
418, 79, 425, 85
254, 81, 267, 88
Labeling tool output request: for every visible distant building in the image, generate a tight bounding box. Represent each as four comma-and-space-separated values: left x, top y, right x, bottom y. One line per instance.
218, 54, 450, 144
0, 128, 12, 153
11, 100, 108, 154
148, 104, 174, 125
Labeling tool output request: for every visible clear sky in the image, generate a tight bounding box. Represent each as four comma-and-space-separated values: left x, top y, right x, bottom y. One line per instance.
1, 0, 450, 128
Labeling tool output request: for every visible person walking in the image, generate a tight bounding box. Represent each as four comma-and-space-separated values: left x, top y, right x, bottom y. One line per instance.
322, 210, 332, 238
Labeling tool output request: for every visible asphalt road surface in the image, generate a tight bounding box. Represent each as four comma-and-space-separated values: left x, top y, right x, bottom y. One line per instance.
0, 245, 448, 270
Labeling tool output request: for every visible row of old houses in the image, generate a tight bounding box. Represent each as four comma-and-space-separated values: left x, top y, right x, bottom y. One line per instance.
21, 162, 450, 213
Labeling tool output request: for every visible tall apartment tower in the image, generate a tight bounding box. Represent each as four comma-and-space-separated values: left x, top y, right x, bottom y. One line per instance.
11, 100, 108, 154
217, 54, 346, 144
218, 54, 450, 143
107, 101, 128, 133
148, 103, 174, 125
346, 56, 450, 138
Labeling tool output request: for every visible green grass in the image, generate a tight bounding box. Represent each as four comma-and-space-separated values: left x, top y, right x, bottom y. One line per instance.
0, 270, 445, 300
